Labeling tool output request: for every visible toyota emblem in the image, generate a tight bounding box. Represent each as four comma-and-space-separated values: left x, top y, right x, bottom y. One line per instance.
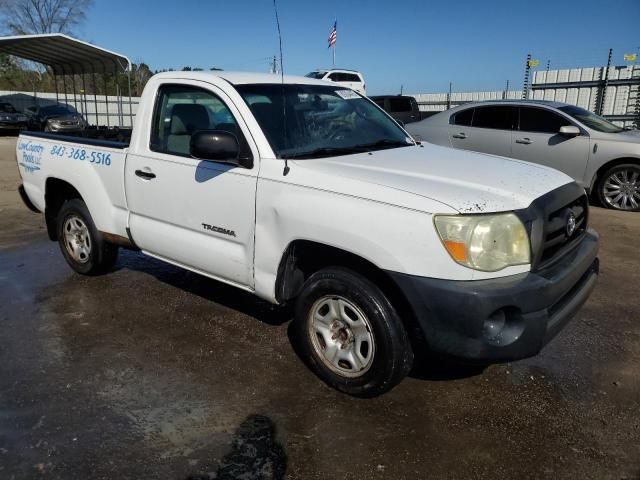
566, 212, 577, 237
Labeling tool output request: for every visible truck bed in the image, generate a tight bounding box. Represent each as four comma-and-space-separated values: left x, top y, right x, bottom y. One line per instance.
17, 131, 130, 240
23, 130, 130, 149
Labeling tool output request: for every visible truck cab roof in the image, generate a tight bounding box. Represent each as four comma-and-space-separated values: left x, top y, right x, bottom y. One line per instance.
153, 70, 330, 87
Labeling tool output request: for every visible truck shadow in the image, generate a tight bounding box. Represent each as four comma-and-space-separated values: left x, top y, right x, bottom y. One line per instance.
186, 414, 287, 480
116, 249, 292, 327
116, 249, 484, 381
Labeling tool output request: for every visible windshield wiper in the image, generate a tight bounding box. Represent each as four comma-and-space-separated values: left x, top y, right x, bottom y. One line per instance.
282, 139, 413, 159
285, 146, 366, 159
353, 139, 413, 151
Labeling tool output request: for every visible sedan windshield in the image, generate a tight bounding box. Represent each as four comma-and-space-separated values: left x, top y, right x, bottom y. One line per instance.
558, 105, 624, 133
40, 105, 75, 116
236, 84, 412, 159
0, 103, 17, 113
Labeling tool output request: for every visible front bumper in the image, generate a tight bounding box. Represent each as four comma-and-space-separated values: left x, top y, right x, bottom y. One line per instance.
0, 121, 27, 130
389, 229, 599, 362
48, 124, 83, 133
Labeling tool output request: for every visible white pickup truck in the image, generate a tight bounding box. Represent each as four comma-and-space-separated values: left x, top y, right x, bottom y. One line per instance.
16, 71, 599, 397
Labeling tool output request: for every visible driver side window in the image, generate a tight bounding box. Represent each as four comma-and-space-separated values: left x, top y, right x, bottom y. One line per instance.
150, 84, 240, 157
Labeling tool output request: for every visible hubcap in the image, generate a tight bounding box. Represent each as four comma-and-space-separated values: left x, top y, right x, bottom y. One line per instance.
308, 295, 375, 378
63, 215, 91, 263
603, 168, 640, 210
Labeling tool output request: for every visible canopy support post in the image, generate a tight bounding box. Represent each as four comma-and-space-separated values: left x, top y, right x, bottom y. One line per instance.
62, 70, 69, 106
92, 72, 99, 128
127, 69, 133, 128
81, 73, 89, 124
72, 73, 79, 117
54, 72, 59, 104
102, 73, 110, 128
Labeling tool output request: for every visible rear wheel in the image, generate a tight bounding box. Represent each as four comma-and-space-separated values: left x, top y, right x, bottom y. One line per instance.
597, 163, 640, 211
293, 267, 413, 397
56, 199, 118, 275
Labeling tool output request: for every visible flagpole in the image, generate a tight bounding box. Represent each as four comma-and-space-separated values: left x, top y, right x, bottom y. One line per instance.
329, 18, 337, 68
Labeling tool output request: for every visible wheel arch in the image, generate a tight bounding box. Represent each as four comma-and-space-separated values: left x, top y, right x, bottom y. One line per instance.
275, 239, 425, 347
44, 177, 84, 241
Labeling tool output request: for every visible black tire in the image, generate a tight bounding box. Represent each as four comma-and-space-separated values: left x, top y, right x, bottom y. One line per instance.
292, 267, 413, 397
596, 163, 640, 211
56, 199, 118, 275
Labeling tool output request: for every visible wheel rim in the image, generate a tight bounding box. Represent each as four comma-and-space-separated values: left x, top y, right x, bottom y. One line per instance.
308, 295, 375, 378
602, 168, 640, 210
63, 215, 92, 263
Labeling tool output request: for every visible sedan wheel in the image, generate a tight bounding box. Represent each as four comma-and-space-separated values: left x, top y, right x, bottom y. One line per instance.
599, 165, 640, 211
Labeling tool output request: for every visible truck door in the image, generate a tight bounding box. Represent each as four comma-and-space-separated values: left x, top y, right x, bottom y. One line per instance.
124, 82, 258, 289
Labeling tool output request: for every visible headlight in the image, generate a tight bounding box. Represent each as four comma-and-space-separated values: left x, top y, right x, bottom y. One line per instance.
434, 213, 530, 271
1, 115, 10, 121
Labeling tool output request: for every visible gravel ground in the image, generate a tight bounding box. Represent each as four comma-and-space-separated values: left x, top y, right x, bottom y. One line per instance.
0, 134, 639, 479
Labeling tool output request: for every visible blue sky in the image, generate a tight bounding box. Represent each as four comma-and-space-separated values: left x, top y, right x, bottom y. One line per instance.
84, 0, 639, 95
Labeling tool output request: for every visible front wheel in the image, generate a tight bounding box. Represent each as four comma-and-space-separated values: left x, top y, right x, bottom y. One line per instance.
57, 199, 119, 275
293, 267, 413, 397
597, 164, 640, 211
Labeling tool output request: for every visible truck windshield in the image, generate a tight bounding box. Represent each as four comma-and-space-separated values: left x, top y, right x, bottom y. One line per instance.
558, 105, 624, 133
236, 84, 412, 159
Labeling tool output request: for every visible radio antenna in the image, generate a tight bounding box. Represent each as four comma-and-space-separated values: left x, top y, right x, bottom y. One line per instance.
272, 0, 289, 175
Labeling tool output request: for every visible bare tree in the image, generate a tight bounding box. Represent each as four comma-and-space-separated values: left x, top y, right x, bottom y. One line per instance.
0, 0, 93, 35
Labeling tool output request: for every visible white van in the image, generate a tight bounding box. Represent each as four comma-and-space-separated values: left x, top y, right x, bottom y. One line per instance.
305, 69, 366, 95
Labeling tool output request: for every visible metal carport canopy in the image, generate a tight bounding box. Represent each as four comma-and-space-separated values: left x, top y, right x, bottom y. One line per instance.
0, 33, 131, 75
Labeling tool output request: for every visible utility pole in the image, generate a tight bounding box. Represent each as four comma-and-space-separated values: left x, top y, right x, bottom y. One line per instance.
400, 84, 403, 95
504, 79, 509, 99
522, 53, 532, 99
271, 55, 277, 74
598, 48, 613, 116
447, 82, 452, 110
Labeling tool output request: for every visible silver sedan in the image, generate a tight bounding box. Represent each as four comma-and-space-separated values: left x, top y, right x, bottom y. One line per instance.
407, 100, 640, 211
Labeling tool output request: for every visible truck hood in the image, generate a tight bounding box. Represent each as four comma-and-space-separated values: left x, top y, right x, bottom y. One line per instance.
294, 143, 573, 213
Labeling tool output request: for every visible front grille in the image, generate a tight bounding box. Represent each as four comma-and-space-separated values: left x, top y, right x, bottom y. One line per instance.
539, 194, 588, 267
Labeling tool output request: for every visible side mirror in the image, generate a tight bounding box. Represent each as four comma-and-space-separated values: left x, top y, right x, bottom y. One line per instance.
559, 125, 580, 137
190, 130, 240, 165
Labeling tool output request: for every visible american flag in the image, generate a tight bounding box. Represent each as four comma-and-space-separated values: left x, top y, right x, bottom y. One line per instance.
328, 21, 337, 48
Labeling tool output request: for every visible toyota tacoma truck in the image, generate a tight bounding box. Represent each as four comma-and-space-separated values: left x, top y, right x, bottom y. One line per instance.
16, 71, 599, 397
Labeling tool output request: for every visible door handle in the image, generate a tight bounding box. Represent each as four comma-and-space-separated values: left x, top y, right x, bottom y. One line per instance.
452, 133, 467, 139
515, 138, 532, 145
135, 169, 156, 180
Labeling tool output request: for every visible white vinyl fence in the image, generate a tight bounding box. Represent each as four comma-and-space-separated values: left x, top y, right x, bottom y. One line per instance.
0, 89, 140, 128
411, 64, 639, 128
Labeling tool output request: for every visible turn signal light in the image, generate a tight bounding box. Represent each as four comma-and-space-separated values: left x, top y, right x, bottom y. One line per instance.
443, 240, 467, 262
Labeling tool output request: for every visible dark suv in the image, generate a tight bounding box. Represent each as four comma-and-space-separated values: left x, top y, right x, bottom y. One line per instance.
25, 104, 86, 133
0, 102, 29, 131
370, 95, 421, 125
